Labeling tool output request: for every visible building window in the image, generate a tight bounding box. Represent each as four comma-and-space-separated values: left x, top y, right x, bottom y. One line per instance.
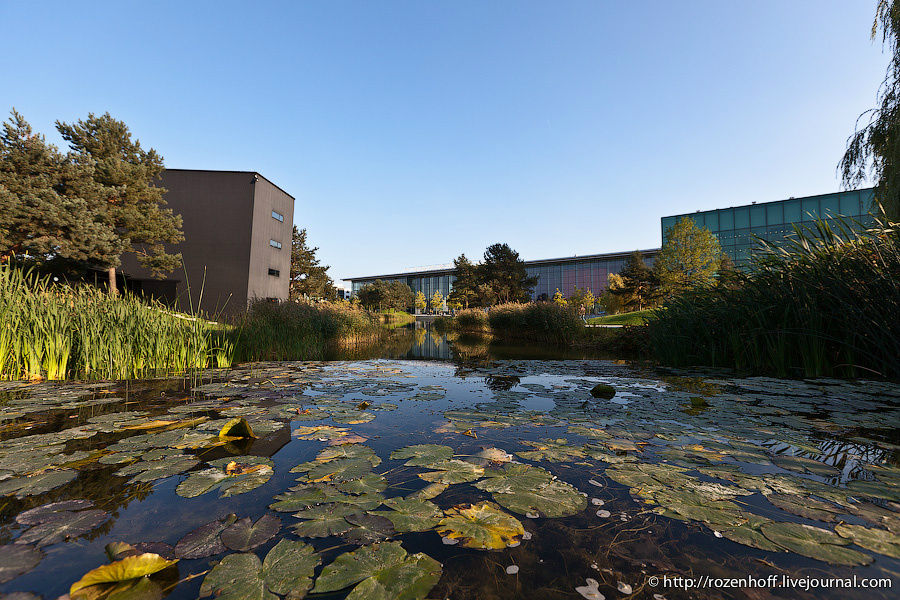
268, 268, 280, 277
269, 239, 282, 249
271, 210, 284, 222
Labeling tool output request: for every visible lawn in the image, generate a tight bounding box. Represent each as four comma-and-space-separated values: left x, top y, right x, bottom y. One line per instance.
588, 309, 655, 326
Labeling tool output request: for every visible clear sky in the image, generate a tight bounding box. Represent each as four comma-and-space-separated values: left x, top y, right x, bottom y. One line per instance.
1, 1, 889, 283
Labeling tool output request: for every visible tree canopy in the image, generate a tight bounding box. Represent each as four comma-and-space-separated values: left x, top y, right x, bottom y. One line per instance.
655, 217, 726, 298
478, 243, 537, 304
608, 251, 660, 312
356, 279, 414, 311
840, 0, 900, 219
447, 254, 478, 309
289, 226, 336, 301
0, 110, 123, 268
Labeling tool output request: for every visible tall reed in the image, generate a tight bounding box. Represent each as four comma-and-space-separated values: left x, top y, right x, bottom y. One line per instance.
0, 266, 226, 380
646, 217, 900, 379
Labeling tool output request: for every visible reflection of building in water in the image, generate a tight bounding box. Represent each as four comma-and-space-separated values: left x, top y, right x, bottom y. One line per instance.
405, 328, 453, 360
346, 187, 876, 299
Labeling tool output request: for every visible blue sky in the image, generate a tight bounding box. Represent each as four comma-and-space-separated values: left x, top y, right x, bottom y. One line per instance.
1, 1, 888, 283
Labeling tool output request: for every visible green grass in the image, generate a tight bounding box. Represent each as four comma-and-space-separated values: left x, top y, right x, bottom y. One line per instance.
587, 309, 654, 326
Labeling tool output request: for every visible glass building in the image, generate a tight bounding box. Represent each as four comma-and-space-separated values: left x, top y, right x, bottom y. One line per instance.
661, 188, 876, 268
347, 249, 659, 302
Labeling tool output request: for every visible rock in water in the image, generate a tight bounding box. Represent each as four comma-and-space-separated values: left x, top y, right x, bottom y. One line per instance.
590, 384, 616, 399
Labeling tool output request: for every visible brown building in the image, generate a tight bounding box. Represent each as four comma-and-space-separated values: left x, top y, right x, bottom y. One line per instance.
121, 169, 295, 318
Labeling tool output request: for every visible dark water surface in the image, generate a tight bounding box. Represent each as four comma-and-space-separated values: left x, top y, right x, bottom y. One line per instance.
1, 330, 898, 599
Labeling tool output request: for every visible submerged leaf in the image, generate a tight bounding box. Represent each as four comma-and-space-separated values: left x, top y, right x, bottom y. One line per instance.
760, 522, 873, 566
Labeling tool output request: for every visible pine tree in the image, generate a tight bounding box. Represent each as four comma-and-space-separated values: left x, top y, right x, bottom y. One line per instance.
56, 113, 183, 293
447, 254, 478, 308
609, 251, 660, 311
0, 110, 123, 268
289, 226, 336, 300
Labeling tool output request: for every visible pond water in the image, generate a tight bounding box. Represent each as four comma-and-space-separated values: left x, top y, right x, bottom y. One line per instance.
1, 332, 899, 600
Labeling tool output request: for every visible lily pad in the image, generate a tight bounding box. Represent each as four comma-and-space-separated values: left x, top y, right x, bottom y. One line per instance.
475, 463, 555, 493
0, 470, 77, 498
516, 438, 585, 462
15, 499, 95, 525
371, 497, 442, 532
418, 459, 484, 484
115, 454, 199, 484
0, 544, 42, 583
174, 514, 238, 559
341, 513, 396, 544
437, 501, 525, 549
760, 522, 873, 566
199, 539, 320, 600
311, 541, 441, 600
491, 479, 587, 518
835, 523, 900, 558
70, 553, 177, 595
291, 503, 360, 538
219, 417, 256, 439
176, 457, 273, 498
221, 515, 281, 552
390, 444, 453, 468
15, 509, 108, 547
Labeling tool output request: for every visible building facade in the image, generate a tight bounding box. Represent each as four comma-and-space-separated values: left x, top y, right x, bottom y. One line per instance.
347, 249, 659, 302
661, 188, 875, 268
120, 169, 295, 318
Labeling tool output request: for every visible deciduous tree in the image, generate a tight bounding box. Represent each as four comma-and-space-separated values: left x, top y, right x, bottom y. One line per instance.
447, 254, 478, 308
655, 217, 726, 298
430, 290, 444, 313
479, 243, 537, 304
609, 251, 660, 311
415, 290, 427, 312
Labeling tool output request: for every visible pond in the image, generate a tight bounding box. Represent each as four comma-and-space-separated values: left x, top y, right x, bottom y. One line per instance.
0, 332, 898, 600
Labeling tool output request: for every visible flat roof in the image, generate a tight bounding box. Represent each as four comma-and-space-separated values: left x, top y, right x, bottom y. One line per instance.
347, 248, 661, 282
662, 187, 874, 220
163, 168, 296, 200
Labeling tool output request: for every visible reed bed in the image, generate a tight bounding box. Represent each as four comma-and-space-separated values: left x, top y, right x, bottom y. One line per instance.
0, 266, 225, 380
646, 218, 900, 379
488, 302, 584, 344
231, 299, 381, 362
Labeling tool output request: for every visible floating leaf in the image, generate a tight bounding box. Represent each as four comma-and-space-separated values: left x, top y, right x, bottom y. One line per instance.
70, 553, 177, 595
371, 497, 442, 532
0, 470, 77, 498
418, 459, 484, 484
292, 458, 374, 483
316, 444, 381, 467
0, 544, 42, 583
337, 473, 388, 495
437, 501, 524, 549
293, 425, 351, 441
199, 539, 320, 600
516, 438, 585, 462
174, 515, 237, 559
219, 417, 256, 439
475, 463, 554, 493
176, 457, 273, 498
835, 524, 900, 558
492, 479, 587, 518
15, 499, 94, 525
390, 444, 453, 468
15, 509, 107, 547
341, 513, 395, 544
291, 503, 359, 538
410, 482, 448, 500
311, 541, 441, 600
766, 493, 843, 522
760, 522, 873, 565
221, 515, 281, 552
115, 455, 199, 484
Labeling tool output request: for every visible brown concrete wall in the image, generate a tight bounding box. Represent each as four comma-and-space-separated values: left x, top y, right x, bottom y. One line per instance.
121, 170, 255, 318
246, 176, 294, 303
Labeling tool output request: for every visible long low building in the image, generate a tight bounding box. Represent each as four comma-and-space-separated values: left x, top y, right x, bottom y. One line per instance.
347, 187, 875, 300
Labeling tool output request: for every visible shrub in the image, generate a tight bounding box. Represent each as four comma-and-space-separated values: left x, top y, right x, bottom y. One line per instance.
232, 299, 379, 362
454, 308, 490, 332
487, 302, 582, 344
646, 218, 900, 379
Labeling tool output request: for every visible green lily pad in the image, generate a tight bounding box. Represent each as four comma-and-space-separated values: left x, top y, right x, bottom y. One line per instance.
221, 515, 281, 552
371, 497, 442, 532
835, 523, 900, 558
174, 514, 237, 559
291, 504, 360, 538
437, 501, 524, 549
760, 522, 873, 566
418, 459, 484, 484
292, 458, 374, 483
390, 444, 453, 468
199, 539, 320, 600
316, 444, 382, 467
475, 463, 554, 493
15, 509, 108, 547
0, 544, 42, 583
337, 473, 388, 495
176, 457, 273, 498
516, 438, 585, 462
115, 454, 199, 484
492, 479, 587, 518
766, 493, 844, 522
409, 482, 448, 500
311, 541, 441, 600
